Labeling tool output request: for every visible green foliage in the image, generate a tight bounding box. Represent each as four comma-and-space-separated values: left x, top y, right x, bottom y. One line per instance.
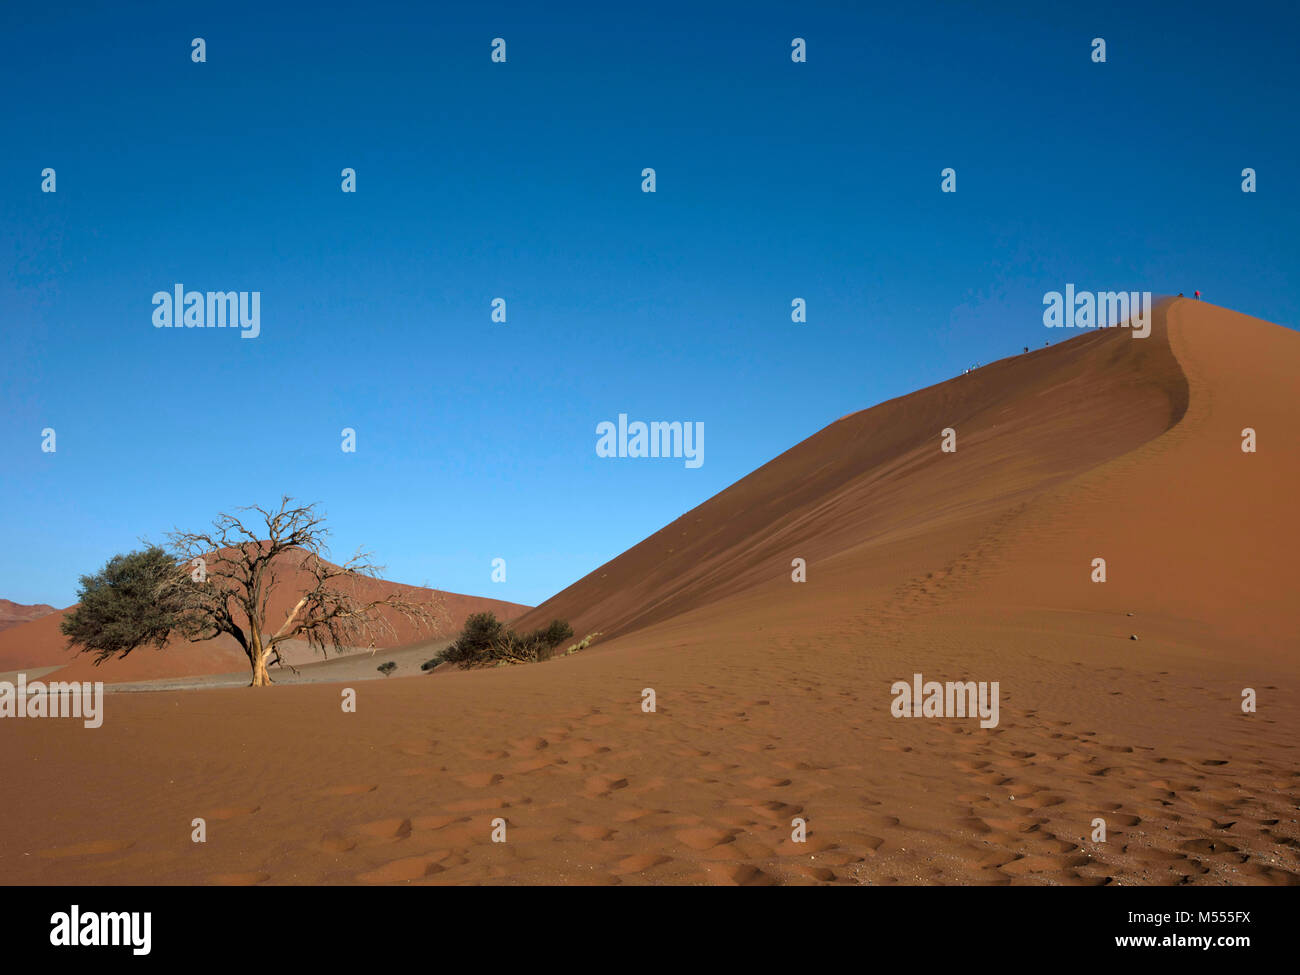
377, 661, 397, 677
444, 612, 510, 665
441, 611, 505, 665
60, 546, 189, 664
534, 619, 573, 648
442, 613, 575, 668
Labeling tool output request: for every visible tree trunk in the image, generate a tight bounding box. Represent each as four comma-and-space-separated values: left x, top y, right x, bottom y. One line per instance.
249, 633, 273, 687
251, 653, 273, 686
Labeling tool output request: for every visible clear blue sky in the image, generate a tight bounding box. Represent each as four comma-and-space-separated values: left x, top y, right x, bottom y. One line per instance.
2, 0, 1297, 608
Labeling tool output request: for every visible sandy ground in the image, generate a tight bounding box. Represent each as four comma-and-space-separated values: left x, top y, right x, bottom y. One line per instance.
59, 640, 457, 693
1, 298, 1295, 885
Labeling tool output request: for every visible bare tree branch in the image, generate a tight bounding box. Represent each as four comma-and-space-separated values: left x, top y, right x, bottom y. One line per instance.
161, 498, 447, 686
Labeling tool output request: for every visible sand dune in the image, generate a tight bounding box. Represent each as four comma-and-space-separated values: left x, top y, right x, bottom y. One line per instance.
2, 299, 1296, 885
0, 599, 57, 633
511, 300, 1190, 644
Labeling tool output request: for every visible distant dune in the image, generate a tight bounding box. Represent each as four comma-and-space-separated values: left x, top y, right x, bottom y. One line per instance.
0, 561, 529, 683
0, 599, 57, 633
3, 299, 1296, 886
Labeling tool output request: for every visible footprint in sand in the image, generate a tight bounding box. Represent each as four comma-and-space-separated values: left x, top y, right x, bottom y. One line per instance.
675, 827, 739, 851
444, 797, 508, 813
208, 805, 260, 820
582, 774, 629, 797
455, 772, 503, 788
395, 740, 435, 757
612, 806, 657, 823
357, 852, 450, 884
564, 741, 612, 759
727, 798, 804, 822
38, 839, 134, 859
509, 756, 556, 774
611, 853, 671, 875
357, 818, 413, 840
999, 854, 1091, 876
572, 824, 617, 841
411, 814, 462, 831
508, 736, 549, 752
315, 783, 378, 797
702, 863, 778, 886
210, 872, 271, 885
715, 813, 761, 829
743, 776, 792, 789
789, 863, 838, 882
1011, 793, 1066, 810
981, 815, 1047, 833
776, 834, 853, 856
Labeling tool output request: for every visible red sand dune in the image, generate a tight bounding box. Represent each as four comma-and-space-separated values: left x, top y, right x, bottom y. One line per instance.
0, 560, 529, 682
511, 301, 1191, 645
1, 298, 1296, 885
0, 599, 57, 633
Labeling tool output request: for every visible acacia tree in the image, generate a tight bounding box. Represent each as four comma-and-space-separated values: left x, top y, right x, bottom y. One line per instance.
61, 546, 187, 662
63, 497, 446, 687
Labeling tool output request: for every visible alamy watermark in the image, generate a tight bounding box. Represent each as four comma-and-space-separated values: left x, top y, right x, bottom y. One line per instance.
50, 906, 150, 955
596, 414, 703, 469
1043, 285, 1150, 338
152, 283, 260, 339
890, 672, 1000, 728
0, 674, 103, 728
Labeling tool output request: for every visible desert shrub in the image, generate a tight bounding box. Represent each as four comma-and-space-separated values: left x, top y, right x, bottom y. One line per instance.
564, 632, 601, 655
535, 619, 573, 648
377, 661, 397, 677
420, 654, 443, 672
492, 629, 537, 664
443, 613, 574, 668
516, 619, 574, 662
442, 611, 506, 665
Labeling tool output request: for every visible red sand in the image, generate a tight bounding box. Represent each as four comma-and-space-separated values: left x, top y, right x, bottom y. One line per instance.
1, 298, 1296, 885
